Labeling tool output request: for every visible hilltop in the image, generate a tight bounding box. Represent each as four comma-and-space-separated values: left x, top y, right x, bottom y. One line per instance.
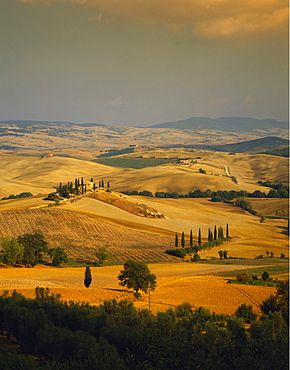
196, 136, 289, 153
150, 116, 288, 132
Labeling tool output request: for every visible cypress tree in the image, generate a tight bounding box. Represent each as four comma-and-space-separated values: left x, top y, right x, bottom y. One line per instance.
181, 232, 185, 248
218, 226, 224, 239
208, 228, 211, 242
189, 230, 193, 247
175, 233, 178, 248
91, 178, 94, 182
84, 266, 92, 288
101, 179, 104, 188
214, 225, 217, 240
107, 181, 110, 189
226, 223, 229, 238
81, 177, 84, 194
198, 228, 201, 246
210, 231, 213, 242
93, 182, 96, 191
99, 180, 101, 188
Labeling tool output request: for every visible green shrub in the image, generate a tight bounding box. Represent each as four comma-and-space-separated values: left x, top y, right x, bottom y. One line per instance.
236, 271, 251, 282
191, 253, 201, 262
262, 271, 270, 281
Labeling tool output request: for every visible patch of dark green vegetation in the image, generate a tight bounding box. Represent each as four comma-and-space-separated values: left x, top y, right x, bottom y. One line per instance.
97, 147, 135, 158
257, 146, 289, 157
1, 192, 33, 201
93, 157, 173, 169
0, 280, 288, 369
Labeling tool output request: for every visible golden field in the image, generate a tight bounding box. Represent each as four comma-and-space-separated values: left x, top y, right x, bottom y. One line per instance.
0, 148, 288, 315
0, 264, 277, 316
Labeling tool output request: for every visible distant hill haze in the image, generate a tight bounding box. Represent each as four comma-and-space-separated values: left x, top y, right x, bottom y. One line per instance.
194, 136, 289, 153
0, 118, 288, 159
149, 116, 288, 132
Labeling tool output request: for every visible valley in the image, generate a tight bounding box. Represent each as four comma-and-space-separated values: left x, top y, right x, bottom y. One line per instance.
0, 123, 288, 317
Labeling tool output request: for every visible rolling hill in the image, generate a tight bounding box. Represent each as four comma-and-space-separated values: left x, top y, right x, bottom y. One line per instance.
0, 150, 288, 200
150, 116, 288, 132
196, 136, 289, 153
0, 119, 288, 160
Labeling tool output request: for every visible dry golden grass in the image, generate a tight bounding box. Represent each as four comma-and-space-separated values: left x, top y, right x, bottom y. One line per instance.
0, 151, 288, 199
0, 149, 288, 316
0, 264, 277, 316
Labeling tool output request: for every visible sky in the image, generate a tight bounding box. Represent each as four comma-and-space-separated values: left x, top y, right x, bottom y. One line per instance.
0, 0, 288, 126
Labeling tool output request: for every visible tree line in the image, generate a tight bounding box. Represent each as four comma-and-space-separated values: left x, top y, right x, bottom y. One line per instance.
0, 280, 287, 369
1, 192, 33, 201
122, 183, 289, 200
0, 233, 68, 267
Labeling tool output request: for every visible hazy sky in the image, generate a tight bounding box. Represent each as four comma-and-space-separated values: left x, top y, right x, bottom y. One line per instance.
0, 0, 288, 126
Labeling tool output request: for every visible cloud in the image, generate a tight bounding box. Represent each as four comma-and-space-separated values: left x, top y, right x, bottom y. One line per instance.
109, 96, 122, 107
18, 0, 288, 39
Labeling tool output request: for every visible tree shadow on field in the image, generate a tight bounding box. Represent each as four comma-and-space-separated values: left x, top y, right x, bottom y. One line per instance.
103, 288, 128, 293
275, 225, 288, 234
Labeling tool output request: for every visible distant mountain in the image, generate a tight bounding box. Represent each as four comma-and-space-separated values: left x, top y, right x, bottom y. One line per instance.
149, 117, 288, 132
78, 123, 107, 127
0, 120, 78, 127
197, 136, 289, 153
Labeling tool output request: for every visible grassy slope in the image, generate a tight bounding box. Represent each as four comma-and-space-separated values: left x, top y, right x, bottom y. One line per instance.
0, 151, 288, 198
0, 147, 288, 319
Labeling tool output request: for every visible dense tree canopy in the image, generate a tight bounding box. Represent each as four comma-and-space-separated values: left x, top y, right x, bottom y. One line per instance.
0, 237, 24, 266
48, 247, 68, 266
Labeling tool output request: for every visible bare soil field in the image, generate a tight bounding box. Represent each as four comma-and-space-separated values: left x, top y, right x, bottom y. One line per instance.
0, 264, 277, 316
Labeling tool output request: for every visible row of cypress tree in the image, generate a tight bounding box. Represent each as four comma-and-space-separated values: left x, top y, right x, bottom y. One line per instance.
175, 224, 229, 248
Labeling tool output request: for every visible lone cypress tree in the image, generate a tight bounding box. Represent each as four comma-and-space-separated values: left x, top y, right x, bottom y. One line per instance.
226, 223, 229, 238
84, 266, 92, 288
198, 228, 202, 246
189, 230, 193, 247
175, 233, 178, 248
181, 232, 185, 248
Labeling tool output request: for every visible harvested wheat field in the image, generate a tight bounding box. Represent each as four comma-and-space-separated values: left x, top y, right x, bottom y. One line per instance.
0, 264, 277, 316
